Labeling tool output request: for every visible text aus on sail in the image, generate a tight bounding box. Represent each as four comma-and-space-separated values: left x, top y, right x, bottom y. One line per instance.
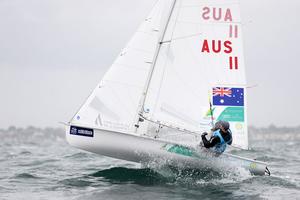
201, 6, 240, 70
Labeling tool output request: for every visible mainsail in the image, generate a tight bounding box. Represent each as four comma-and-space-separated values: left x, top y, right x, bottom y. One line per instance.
71, 0, 248, 150
141, 0, 248, 149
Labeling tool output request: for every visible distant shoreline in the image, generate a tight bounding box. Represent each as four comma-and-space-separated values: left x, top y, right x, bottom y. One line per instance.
1, 125, 300, 134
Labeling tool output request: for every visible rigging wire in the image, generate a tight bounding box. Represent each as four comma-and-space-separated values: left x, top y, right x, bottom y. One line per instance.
151, 0, 183, 120
208, 93, 215, 127
160, 32, 203, 44
135, 0, 178, 131
140, 114, 201, 137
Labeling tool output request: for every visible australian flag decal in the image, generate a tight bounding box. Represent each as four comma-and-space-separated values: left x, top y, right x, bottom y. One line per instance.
212, 87, 244, 106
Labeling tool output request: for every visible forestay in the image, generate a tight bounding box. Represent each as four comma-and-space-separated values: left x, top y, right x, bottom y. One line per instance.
142, 0, 248, 149
70, 0, 167, 132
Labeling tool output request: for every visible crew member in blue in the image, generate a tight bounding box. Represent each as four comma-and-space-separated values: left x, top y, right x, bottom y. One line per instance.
201, 120, 232, 154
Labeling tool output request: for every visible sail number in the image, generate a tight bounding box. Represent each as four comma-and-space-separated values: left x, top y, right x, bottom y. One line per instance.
201, 6, 239, 70
201, 40, 232, 54
202, 7, 233, 22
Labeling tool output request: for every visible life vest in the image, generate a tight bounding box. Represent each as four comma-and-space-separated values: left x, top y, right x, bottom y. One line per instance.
212, 129, 232, 154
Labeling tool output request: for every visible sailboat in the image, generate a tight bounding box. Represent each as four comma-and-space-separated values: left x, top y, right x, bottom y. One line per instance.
65, 0, 270, 176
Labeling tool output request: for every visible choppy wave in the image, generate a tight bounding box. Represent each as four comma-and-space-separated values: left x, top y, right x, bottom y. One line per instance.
14, 173, 41, 179
0, 126, 300, 200
90, 167, 172, 185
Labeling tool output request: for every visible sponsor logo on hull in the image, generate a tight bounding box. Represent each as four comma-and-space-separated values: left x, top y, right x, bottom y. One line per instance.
70, 126, 94, 137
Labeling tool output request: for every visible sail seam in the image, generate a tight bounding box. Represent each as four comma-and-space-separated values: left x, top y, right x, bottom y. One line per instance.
122, 47, 155, 54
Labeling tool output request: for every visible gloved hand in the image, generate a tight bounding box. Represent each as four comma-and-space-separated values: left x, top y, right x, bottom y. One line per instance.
201, 132, 208, 137
211, 121, 221, 131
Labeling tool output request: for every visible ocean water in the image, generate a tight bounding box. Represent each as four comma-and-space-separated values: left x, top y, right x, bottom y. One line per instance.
0, 127, 300, 200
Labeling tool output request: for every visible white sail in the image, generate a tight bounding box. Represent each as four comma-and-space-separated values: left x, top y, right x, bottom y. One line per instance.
142, 0, 248, 149
66, 0, 270, 175
70, 0, 169, 133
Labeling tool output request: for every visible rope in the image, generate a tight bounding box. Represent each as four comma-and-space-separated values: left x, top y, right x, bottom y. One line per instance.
140, 114, 201, 137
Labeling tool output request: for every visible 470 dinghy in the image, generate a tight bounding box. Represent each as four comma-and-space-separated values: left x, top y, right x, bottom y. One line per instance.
66, 0, 270, 176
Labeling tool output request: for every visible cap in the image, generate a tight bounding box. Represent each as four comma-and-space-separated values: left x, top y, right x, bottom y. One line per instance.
215, 120, 230, 131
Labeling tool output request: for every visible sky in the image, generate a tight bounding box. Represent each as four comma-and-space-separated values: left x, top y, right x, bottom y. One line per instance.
0, 0, 299, 129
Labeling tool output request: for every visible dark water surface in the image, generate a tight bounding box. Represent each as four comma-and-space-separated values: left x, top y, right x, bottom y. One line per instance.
0, 127, 299, 200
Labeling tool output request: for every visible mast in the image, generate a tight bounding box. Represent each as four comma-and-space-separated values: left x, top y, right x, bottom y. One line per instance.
134, 0, 177, 132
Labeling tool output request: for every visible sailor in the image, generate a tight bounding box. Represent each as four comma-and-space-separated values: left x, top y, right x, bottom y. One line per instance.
201, 120, 232, 154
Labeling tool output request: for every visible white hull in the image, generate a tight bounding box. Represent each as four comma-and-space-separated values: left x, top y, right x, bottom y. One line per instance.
66, 125, 270, 176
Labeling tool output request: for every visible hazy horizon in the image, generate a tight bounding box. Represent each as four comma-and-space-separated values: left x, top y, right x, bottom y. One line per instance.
1, 0, 300, 129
